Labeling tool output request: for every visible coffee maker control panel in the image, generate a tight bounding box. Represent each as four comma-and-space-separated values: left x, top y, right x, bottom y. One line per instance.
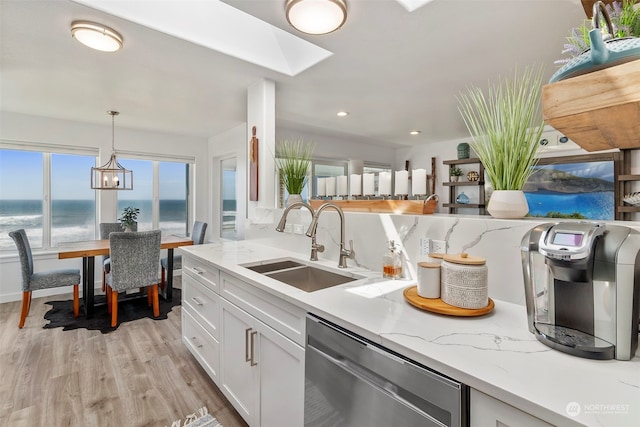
538, 222, 605, 261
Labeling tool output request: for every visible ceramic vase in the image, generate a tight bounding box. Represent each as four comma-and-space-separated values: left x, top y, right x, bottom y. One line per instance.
487, 190, 529, 219
286, 194, 303, 207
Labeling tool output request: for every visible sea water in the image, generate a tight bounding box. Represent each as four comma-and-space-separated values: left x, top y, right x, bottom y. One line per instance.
0, 199, 188, 250
525, 191, 614, 220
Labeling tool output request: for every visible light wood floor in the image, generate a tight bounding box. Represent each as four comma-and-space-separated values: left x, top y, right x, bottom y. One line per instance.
0, 279, 248, 427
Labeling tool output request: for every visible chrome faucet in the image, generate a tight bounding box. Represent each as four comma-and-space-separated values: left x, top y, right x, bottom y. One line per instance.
275, 201, 324, 261
306, 202, 355, 268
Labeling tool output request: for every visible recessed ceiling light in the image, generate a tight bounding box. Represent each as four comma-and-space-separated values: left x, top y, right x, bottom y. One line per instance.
409, 130, 421, 135
285, 0, 348, 35
71, 21, 123, 52
337, 111, 349, 117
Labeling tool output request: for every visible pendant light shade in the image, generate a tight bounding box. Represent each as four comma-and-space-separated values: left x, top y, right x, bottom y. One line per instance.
285, 0, 347, 35
71, 21, 123, 52
91, 111, 133, 190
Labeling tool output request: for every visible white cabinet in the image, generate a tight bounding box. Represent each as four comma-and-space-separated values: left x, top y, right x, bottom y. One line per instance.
220, 297, 304, 427
470, 389, 553, 427
181, 254, 305, 427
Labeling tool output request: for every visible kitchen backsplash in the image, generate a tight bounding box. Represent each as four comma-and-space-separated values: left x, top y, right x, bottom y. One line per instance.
245, 209, 640, 306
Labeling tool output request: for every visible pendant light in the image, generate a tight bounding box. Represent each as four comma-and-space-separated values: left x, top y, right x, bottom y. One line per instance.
91, 111, 133, 190
285, 0, 347, 35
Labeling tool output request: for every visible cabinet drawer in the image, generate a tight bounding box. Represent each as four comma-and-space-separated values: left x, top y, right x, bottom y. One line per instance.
183, 256, 219, 293
221, 272, 306, 347
470, 389, 553, 427
183, 273, 220, 339
183, 309, 220, 383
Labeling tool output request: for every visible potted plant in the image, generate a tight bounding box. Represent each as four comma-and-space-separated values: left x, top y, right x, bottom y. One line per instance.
457, 64, 544, 218
449, 166, 463, 182
275, 139, 315, 206
118, 206, 140, 232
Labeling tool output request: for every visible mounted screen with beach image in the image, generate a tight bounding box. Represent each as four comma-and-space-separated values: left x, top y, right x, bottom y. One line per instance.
523, 153, 618, 221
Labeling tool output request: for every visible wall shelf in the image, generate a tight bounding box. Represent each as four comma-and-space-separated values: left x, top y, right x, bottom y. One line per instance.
443, 158, 486, 215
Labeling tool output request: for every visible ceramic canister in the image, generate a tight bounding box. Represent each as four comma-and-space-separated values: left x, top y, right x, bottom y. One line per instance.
417, 262, 440, 299
440, 253, 488, 309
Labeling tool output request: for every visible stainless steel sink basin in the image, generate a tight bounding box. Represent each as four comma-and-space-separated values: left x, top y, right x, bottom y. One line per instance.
242, 258, 362, 292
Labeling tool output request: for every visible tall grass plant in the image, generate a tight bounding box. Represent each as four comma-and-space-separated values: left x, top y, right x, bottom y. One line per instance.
275, 139, 315, 195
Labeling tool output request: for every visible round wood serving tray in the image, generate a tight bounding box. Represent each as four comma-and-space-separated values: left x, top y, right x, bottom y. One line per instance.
403, 286, 494, 317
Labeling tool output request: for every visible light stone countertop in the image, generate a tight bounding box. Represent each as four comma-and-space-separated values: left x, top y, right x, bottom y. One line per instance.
180, 240, 640, 427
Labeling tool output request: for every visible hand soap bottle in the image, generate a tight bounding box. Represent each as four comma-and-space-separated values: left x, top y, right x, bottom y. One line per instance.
383, 240, 402, 279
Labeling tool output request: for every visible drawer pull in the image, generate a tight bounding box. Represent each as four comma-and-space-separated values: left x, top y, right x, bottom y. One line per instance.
191, 267, 205, 275
245, 328, 252, 362
191, 296, 205, 306
191, 336, 203, 349
250, 330, 258, 366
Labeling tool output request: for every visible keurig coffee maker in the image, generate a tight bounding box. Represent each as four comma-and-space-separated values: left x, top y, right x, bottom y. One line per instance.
521, 222, 640, 360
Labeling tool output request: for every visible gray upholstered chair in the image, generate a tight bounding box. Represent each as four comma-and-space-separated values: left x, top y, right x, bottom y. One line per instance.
100, 222, 136, 291
9, 229, 80, 328
105, 230, 161, 327
160, 221, 207, 288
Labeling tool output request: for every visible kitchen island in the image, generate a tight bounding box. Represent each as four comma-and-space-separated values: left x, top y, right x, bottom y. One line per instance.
179, 239, 639, 427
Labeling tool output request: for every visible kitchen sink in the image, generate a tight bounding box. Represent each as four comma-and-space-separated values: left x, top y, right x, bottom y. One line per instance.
242, 258, 362, 292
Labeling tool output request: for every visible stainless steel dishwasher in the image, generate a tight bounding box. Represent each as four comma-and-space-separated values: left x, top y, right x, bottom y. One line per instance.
304, 314, 469, 427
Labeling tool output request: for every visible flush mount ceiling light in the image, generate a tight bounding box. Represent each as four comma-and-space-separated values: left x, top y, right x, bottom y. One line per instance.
337, 111, 349, 117
285, 0, 347, 35
409, 130, 421, 135
71, 21, 123, 52
91, 111, 133, 190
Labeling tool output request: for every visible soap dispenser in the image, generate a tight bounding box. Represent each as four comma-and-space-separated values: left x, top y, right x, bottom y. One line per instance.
383, 240, 402, 279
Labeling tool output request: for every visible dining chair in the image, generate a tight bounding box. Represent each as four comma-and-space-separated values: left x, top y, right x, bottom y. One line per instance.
100, 222, 136, 292
105, 230, 161, 327
9, 229, 80, 328
160, 221, 207, 289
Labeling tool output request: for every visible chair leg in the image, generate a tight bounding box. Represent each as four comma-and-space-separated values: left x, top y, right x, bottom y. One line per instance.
160, 267, 166, 290
102, 270, 106, 293
18, 291, 32, 328
73, 285, 79, 318
147, 287, 152, 306
106, 286, 112, 313
111, 291, 118, 327
151, 284, 160, 317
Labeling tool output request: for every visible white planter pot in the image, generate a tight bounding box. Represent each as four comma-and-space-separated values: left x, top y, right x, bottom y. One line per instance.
487, 190, 529, 219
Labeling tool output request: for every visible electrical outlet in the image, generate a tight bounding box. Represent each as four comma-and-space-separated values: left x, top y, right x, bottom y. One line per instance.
430, 239, 447, 254
284, 223, 293, 233
419, 237, 430, 256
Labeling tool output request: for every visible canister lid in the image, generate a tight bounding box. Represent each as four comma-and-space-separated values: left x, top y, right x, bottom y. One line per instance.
443, 252, 486, 265
429, 252, 445, 259
417, 262, 440, 268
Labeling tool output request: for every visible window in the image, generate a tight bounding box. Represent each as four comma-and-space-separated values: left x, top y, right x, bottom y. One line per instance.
118, 157, 192, 236
0, 147, 97, 250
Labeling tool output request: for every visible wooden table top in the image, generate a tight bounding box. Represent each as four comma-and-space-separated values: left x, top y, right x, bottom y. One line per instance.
57, 234, 193, 259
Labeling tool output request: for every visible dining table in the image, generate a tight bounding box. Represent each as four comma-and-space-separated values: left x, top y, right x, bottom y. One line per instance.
58, 234, 193, 317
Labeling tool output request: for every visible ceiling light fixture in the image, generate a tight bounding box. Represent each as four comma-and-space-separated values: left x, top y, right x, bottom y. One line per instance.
285, 0, 347, 35
409, 130, 421, 135
337, 111, 349, 117
71, 21, 123, 52
91, 111, 133, 190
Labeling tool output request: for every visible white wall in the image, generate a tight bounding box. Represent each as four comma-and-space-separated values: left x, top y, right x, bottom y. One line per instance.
0, 111, 210, 302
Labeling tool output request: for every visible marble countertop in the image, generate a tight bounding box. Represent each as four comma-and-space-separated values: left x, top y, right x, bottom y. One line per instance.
180, 240, 640, 427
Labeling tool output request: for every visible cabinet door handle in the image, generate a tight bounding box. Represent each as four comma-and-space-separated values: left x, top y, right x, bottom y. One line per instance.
245, 328, 252, 362
250, 331, 258, 366
191, 296, 204, 306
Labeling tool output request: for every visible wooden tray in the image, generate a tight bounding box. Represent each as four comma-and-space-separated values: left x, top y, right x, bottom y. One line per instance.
309, 199, 437, 214
403, 286, 494, 317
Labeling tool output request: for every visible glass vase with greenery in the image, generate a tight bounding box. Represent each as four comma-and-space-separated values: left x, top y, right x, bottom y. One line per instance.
275, 139, 315, 197
457, 64, 544, 192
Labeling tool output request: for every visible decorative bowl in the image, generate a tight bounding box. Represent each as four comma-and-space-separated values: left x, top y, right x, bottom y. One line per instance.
623, 192, 640, 207
466, 171, 479, 182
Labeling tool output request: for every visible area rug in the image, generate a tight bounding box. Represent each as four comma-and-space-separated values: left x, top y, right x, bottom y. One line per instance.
167, 406, 222, 427
43, 288, 181, 334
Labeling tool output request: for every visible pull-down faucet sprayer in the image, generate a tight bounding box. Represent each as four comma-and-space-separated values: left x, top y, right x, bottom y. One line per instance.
276, 201, 324, 261
306, 202, 355, 268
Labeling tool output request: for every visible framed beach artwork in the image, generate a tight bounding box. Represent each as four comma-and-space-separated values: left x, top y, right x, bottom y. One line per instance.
522, 153, 620, 220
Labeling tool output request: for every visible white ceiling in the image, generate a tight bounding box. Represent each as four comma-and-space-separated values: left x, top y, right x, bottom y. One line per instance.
0, 0, 587, 147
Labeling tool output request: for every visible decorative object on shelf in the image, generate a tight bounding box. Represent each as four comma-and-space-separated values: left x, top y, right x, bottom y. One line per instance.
455, 192, 470, 204
249, 126, 259, 201
550, 1, 640, 83
275, 139, 315, 207
458, 64, 544, 219
466, 170, 479, 182
411, 168, 427, 196
91, 111, 133, 190
457, 142, 470, 159
118, 206, 139, 232
449, 166, 463, 182
623, 191, 640, 206
285, 0, 347, 35
308, 198, 437, 215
